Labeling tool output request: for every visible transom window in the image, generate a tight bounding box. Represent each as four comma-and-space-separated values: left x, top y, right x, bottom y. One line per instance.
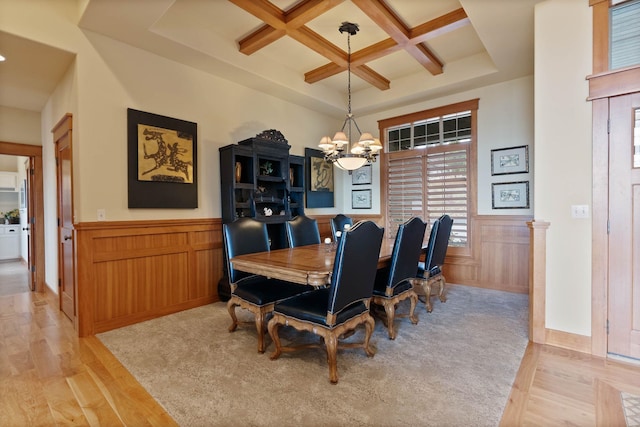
387, 111, 472, 152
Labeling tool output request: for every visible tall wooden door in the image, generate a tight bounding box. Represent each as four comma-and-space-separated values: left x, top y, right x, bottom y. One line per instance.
53, 114, 75, 322
22, 158, 35, 291
608, 92, 640, 359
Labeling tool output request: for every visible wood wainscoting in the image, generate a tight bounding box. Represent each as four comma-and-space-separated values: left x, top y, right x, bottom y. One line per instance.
75, 219, 223, 336
443, 215, 532, 294
72, 214, 527, 337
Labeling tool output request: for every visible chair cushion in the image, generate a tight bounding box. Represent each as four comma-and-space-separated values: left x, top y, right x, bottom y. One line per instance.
234, 276, 313, 306
416, 263, 442, 279
274, 288, 369, 328
372, 278, 413, 297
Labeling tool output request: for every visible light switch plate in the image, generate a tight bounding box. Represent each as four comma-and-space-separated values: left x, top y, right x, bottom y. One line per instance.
571, 205, 589, 219
97, 209, 106, 221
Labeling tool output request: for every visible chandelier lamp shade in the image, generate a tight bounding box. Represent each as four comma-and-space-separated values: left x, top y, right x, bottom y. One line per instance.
319, 22, 382, 171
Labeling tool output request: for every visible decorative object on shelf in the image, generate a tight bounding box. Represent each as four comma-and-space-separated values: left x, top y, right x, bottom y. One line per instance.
127, 108, 198, 208
263, 207, 273, 216
318, 22, 383, 171
352, 189, 372, 209
2, 209, 20, 224
491, 181, 530, 209
352, 164, 372, 185
260, 161, 274, 176
235, 161, 242, 183
491, 145, 529, 175
255, 129, 288, 144
289, 167, 295, 186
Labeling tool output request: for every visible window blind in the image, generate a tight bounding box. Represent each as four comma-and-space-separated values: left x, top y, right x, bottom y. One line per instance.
610, 0, 640, 69
387, 155, 424, 239
426, 148, 469, 246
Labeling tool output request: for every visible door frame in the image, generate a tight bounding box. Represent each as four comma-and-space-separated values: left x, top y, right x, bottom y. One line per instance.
0, 141, 45, 293
588, 0, 640, 358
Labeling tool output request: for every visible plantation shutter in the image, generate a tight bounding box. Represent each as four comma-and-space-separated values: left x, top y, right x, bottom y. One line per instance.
426, 147, 469, 246
387, 155, 424, 238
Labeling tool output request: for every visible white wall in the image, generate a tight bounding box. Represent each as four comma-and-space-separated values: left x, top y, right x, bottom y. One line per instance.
534, 0, 593, 336
2, 0, 338, 291
358, 76, 535, 217
0, 106, 41, 145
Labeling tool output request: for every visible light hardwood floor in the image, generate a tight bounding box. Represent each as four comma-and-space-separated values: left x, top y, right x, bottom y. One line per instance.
1, 283, 639, 426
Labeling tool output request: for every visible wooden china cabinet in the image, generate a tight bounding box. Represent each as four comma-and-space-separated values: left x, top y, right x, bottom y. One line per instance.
218, 130, 305, 299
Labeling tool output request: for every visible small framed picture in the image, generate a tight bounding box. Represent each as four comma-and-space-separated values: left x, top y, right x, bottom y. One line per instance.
352, 164, 372, 185
491, 145, 529, 175
352, 189, 372, 209
492, 181, 530, 209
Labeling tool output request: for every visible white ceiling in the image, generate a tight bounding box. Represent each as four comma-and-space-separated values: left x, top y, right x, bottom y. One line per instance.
0, 0, 543, 118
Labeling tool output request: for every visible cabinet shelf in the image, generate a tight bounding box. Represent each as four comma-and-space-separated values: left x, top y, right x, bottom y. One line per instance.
235, 182, 254, 189
257, 175, 284, 182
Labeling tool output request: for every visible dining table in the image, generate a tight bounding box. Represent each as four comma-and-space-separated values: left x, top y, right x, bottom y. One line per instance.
230, 239, 397, 287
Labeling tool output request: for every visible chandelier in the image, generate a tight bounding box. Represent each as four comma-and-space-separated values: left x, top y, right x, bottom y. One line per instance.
319, 22, 382, 171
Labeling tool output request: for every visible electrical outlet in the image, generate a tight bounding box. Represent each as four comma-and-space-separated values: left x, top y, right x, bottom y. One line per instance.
97, 209, 106, 221
571, 205, 589, 219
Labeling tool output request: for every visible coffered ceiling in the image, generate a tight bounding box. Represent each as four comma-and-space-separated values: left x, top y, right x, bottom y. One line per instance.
0, 0, 543, 117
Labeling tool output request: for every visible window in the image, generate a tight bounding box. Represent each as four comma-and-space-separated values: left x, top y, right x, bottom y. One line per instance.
379, 99, 477, 252
610, 0, 640, 70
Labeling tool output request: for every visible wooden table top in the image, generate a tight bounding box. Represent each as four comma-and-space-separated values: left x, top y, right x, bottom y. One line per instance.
230, 239, 395, 287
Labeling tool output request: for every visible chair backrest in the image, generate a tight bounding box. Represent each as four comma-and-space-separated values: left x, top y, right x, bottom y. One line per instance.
387, 217, 427, 288
223, 218, 269, 283
330, 214, 353, 240
328, 220, 384, 316
431, 214, 453, 268
422, 219, 440, 274
285, 215, 321, 247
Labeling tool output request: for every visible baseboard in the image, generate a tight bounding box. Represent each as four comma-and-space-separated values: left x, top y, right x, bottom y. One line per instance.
545, 328, 591, 354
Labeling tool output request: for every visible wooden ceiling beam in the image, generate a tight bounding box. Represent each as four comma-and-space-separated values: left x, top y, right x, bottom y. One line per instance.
351, 0, 442, 74
232, 0, 344, 55
409, 8, 470, 44
304, 38, 400, 83
238, 26, 285, 55
352, 65, 390, 91
290, 26, 347, 66
405, 43, 443, 75
231, 0, 469, 90
304, 6, 469, 85
285, 0, 345, 27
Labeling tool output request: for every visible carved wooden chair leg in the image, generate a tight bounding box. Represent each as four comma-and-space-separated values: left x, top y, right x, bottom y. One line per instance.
420, 280, 433, 313
226, 299, 239, 332
408, 293, 419, 324
382, 301, 397, 340
363, 315, 376, 357
438, 276, 447, 303
254, 311, 267, 353
267, 318, 283, 360
325, 332, 339, 384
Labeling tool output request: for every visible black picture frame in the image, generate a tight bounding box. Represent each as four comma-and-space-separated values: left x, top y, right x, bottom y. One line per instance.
491, 145, 529, 175
305, 148, 334, 208
352, 164, 372, 185
127, 108, 198, 208
491, 181, 530, 209
352, 189, 372, 209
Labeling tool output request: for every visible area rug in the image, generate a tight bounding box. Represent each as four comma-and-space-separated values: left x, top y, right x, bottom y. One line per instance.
98, 284, 528, 426
622, 392, 640, 426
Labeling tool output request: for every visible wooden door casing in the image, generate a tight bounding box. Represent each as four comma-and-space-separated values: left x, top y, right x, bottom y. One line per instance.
53, 114, 75, 323
608, 93, 640, 359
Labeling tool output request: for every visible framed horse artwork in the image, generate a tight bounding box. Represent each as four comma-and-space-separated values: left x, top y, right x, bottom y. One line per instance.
127, 108, 198, 208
